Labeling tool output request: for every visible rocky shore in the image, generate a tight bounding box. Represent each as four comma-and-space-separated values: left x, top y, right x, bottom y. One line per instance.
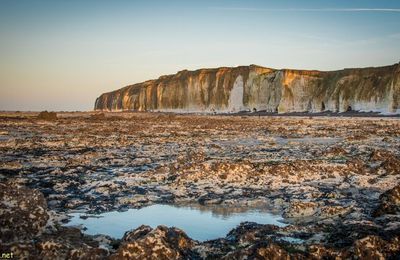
1, 111, 399, 259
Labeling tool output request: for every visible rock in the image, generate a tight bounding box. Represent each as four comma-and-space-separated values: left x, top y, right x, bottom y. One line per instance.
380, 158, 400, 175
122, 225, 153, 242
110, 225, 196, 260
37, 111, 58, 120
225, 222, 279, 244
222, 242, 301, 260
352, 235, 400, 259
90, 113, 106, 120
0, 182, 108, 259
0, 182, 49, 243
308, 245, 344, 259
0, 242, 37, 259
309, 235, 400, 259
35, 227, 109, 259
318, 205, 349, 218
373, 184, 400, 217
325, 223, 381, 248
370, 150, 400, 175
370, 150, 396, 162
322, 146, 347, 157
94, 63, 400, 114
283, 202, 318, 218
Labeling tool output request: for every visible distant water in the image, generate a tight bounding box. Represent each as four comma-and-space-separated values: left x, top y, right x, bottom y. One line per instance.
66, 204, 285, 241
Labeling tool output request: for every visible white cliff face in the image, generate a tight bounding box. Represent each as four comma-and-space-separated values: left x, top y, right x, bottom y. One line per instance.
95, 63, 400, 114
228, 76, 244, 112
245, 71, 282, 112
321, 68, 399, 113
278, 70, 324, 113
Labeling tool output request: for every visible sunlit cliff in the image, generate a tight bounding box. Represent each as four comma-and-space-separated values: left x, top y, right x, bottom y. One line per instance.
95, 63, 400, 114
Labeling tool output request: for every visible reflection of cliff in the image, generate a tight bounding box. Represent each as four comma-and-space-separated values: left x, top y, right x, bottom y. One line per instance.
95, 63, 400, 114
175, 203, 273, 219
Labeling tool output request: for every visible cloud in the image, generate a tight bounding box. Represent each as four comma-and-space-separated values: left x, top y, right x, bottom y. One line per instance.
210, 7, 400, 12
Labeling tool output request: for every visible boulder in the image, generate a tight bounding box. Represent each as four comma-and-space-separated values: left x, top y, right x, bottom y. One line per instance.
37, 111, 58, 120
0, 182, 49, 243
373, 184, 400, 217
110, 225, 195, 260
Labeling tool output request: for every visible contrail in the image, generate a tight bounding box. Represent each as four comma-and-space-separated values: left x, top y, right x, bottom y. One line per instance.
210, 7, 400, 12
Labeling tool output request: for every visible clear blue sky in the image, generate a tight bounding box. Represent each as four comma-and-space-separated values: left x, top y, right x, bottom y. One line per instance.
1, 0, 399, 111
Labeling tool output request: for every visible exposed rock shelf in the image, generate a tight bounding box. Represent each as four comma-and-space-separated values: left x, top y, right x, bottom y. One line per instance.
95, 63, 400, 114
1, 112, 400, 258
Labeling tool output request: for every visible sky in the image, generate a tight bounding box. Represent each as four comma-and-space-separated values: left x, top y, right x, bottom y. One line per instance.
0, 0, 399, 111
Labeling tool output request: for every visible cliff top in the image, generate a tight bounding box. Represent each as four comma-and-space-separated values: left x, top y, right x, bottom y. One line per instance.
100, 63, 399, 96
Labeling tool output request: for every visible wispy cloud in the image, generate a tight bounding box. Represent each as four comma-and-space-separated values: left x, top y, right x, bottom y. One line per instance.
210, 7, 400, 12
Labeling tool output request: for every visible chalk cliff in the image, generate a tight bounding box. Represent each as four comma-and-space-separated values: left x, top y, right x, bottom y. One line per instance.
95, 63, 400, 114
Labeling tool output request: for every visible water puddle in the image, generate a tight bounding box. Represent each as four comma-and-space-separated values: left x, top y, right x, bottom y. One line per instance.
66, 204, 285, 241
280, 236, 304, 244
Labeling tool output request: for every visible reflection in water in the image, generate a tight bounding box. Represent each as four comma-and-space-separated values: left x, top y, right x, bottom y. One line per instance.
175, 203, 277, 219
66, 204, 285, 241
